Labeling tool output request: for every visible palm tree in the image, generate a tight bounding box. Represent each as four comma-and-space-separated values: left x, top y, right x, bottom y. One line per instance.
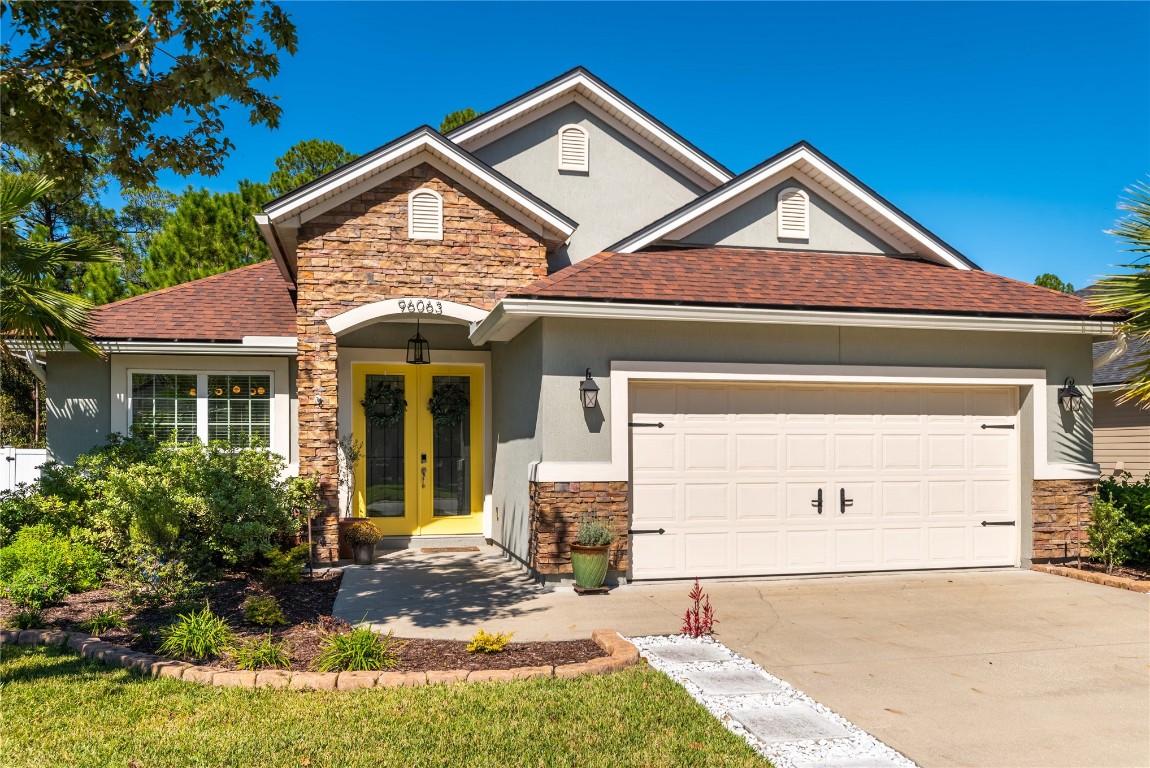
1, 174, 118, 359
1092, 179, 1150, 406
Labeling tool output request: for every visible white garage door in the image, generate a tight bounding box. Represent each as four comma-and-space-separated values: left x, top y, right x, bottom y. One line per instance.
630, 382, 1020, 579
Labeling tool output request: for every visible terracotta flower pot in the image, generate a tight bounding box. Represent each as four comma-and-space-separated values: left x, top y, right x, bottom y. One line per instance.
570, 543, 610, 588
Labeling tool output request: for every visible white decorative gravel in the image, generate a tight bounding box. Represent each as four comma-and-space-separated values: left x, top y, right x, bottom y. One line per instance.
627, 634, 918, 768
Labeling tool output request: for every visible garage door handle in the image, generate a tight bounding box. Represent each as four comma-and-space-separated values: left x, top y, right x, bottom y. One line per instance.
840, 488, 853, 514
628, 422, 665, 428
629, 528, 665, 535
981, 424, 1015, 430
811, 488, 823, 514
981, 520, 1016, 527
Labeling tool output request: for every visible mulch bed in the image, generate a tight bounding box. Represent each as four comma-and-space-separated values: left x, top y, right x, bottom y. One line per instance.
1059, 560, 1150, 582
1, 570, 605, 673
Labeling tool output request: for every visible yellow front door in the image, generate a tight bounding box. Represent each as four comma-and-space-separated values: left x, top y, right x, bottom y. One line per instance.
352, 363, 483, 536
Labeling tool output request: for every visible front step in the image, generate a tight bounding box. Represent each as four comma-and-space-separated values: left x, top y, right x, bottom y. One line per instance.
377, 534, 489, 551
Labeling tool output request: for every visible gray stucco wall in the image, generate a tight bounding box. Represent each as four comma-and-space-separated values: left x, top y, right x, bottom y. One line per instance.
471, 102, 708, 269
534, 318, 1094, 467
489, 320, 544, 565
681, 179, 900, 254
339, 321, 484, 351
45, 353, 111, 464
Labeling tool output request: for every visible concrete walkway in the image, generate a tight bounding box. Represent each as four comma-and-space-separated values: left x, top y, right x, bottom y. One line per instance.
334, 547, 1149, 768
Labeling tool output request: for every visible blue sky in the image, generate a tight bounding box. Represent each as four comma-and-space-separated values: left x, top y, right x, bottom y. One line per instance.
163, 1, 1149, 288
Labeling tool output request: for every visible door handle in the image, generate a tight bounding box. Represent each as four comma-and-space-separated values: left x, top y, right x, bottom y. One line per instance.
811, 488, 823, 514
840, 488, 853, 514
421, 466, 427, 488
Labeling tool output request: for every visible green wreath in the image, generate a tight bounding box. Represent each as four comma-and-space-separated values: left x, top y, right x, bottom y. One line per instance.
428, 383, 469, 427
362, 381, 407, 427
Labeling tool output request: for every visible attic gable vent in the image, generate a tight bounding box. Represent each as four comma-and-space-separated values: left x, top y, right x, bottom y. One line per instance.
557, 124, 589, 172
408, 188, 443, 240
777, 187, 810, 240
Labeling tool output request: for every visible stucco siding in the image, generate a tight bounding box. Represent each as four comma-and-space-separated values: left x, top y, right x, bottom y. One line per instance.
681, 179, 899, 254
471, 102, 708, 268
45, 353, 111, 464
1094, 390, 1150, 478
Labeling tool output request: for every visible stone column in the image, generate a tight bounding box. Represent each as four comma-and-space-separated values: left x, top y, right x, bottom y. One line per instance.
1031, 479, 1095, 562
297, 317, 340, 563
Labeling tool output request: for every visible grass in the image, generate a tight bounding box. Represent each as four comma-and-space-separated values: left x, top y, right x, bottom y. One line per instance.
1, 645, 769, 768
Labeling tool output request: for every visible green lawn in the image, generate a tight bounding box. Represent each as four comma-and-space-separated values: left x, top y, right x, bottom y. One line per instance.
1, 645, 768, 768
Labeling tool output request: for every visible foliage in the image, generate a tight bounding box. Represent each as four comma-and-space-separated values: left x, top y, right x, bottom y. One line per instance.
0, 174, 118, 357
0, 356, 45, 448
5, 610, 44, 630
681, 578, 719, 638
466, 629, 513, 654
118, 547, 205, 608
230, 632, 291, 670
344, 521, 382, 546
1086, 497, 1137, 575
575, 514, 615, 547
1093, 178, 1150, 406
80, 609, 125, 635
337, 435, 363, 518
0, 1, 298, 192
362, 381, 407, 427
313, 626, 403, 672
1034, 273, 1075, 293
0, 480, 85, 544
439, 109, 482, 133
0, 524, 104, 608
268, 139, 357, 197
1096, 471, 1150, 562
157, 606, 235, 661
427, 382, 469, 427
263, 544, 310, 586
241, 593, 287, 627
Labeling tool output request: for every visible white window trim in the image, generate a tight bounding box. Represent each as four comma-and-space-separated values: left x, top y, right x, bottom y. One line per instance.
126, 369, 276, 447
557, 124, 589, 173
407, 187, 443, 240
777, 186, 810, 240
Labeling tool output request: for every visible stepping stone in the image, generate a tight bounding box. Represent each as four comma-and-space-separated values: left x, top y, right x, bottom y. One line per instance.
644, 643, 729, 663
730, 703, 851, 743
682, 667, 782, 695
791, 758, 907, 768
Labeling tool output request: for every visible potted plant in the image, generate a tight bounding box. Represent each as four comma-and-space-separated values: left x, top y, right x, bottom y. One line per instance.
570, 513, 616, 590
345, 520, 382, 565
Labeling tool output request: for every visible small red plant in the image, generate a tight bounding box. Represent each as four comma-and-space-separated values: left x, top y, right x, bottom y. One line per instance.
681, 577, 718, 637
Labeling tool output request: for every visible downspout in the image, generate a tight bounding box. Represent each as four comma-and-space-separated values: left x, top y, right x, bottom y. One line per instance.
1094, 331, 1128, 370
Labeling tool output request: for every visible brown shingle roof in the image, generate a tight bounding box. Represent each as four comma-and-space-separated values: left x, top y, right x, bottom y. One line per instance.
513, 249, 1109, 320
90, 261, 296, 342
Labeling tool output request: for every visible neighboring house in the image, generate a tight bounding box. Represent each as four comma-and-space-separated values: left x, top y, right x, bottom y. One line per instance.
42, 68, 1115, 577
1091, 337, 1150, 478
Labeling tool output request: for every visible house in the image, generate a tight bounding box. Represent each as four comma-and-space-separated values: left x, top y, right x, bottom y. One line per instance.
44, 68, 1115, 578
1090, 336, 1149, 478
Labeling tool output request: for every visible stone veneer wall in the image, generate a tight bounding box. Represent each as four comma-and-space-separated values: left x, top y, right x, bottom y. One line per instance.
529, 481, 630, 575
295, 163, 548, 561
1032, 479, 1095, 562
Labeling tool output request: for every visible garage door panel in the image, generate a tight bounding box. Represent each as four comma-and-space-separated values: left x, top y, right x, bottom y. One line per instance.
882, 527, 924, 564
784, 388, 832, 421
834, 388, 880, 423
835, 434, 877, 470
732, 386, 781, 420
927, 481, 967, 516
633, 433, 677, 472
785, 482, 826, 520
880, 481, 925, 518
633, 532, 679, 578
736, 434, 779, 471
632, 483, 677, 523
928, 434, 967, 470
973, 390, 1015, 418
736, 483, 780, 519
834, 529, 878, 568
881, 389, 924, 422
685, 434, 728, 471
838, 482, 876, 520
685, 386, 728, 419
972, 525, 1014, 562
786, 434, 829, 470
684, 483, 729, 521
882, 434, 923, 470
736, 531, 781, 569
926, 389, 968, 420
631, 383, 678, 419
972, 433, 1013, 470
684, 532, 730, 571
973, 480, 1012, 516
927, 526, 968, 563
786, 529, 831, 568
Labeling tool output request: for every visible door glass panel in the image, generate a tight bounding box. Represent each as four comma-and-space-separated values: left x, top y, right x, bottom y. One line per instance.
364, 374, 406, 518
430, 376, 470, 517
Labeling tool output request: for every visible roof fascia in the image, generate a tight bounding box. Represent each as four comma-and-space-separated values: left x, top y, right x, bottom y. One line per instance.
16, 338, 299, 356
254, 213, 295, 284
447, 68, 733, 187
470, 297, 1113, 345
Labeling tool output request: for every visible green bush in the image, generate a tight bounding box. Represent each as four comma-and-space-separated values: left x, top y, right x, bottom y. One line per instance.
263, 543, 309, 585
1097, 472, 1150, 562
241, 593, 287, 626
466, 629, 513, 654
314, 626, 403, 672
118, 546, 205, 608
157, 606, 234, 661
0, 482, 84, 544
230, 633, 291, 670
575, 513, 615, 546
0, 524, 105, 608
1087, 497, 1137, 574
80, 609, 125, 635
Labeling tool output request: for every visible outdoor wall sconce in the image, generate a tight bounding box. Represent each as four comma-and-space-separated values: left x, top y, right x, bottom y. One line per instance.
407, 317, 430, 365
580, 368, 600, 409
1058, 377, 1085, 412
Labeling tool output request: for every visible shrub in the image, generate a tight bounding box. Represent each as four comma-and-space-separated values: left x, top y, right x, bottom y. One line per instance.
5, 610, 44, 629
314, 626, 403, 672
1097, 471, 1150, 562
241, 593, 287, 626
1087, 497, 1137, 575
466, 629, 513, 654
575, 513, 615, 547
682, 578, 719, 638
263, 543, 310, 585
230, 633, 291, 670
80, 609, 125, 635
0, 524, 105, 608
118, 546, 205, 607
0, 484, 84, 544
157, 606, 234, 661
344, 521, 382, 546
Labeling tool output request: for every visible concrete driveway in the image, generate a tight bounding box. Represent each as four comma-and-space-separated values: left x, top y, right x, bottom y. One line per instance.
336, 549, 1149, 767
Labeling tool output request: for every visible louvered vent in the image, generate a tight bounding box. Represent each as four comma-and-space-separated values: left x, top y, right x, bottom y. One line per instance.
408, 188, 443, 240
557, 125, 589, 172
777, 187, 810, 239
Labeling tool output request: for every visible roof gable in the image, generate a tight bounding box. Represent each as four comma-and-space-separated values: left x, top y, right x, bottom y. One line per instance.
610, 142, 978, 270
446, 67, 733, 190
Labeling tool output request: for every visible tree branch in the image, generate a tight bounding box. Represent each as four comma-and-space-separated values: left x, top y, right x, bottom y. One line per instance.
5, 13, 167, 79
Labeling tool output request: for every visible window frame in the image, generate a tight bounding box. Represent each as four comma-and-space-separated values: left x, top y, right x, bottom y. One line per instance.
127, 368, 276, 448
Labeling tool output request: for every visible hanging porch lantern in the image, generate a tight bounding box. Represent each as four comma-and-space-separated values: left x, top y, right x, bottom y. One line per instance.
580, 368, 599, 409
1058, 377, 1084, 412
407, 317, 430, 365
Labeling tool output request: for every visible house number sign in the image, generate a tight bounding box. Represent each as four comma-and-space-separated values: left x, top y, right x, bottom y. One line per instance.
396, 299, 444, 315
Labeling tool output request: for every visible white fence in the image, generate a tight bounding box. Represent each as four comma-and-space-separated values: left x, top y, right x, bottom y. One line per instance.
1, 447, 47, 494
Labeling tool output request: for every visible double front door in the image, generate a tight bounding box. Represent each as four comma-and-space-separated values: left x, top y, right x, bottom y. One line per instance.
352, 364, 483, 536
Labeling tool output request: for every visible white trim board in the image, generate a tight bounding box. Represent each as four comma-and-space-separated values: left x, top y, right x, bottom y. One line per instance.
327, 299, 488, 337
531, 362, 1098, 484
